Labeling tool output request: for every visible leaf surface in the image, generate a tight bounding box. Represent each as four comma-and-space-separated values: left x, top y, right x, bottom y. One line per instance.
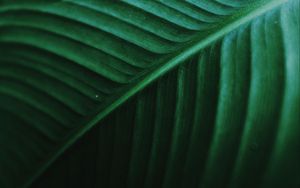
0, 0, 299, 187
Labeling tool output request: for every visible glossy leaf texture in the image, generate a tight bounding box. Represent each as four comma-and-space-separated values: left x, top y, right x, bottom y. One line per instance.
0, 0, 299, 188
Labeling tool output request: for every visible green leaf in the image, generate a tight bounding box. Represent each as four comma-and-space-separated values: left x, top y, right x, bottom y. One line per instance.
0, 0, 299, 188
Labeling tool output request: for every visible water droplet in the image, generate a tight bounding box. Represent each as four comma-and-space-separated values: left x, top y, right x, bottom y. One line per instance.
95, 94, 99, 98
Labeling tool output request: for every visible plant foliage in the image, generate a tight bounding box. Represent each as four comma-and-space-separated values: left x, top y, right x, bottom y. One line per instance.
0, 0, 299, 187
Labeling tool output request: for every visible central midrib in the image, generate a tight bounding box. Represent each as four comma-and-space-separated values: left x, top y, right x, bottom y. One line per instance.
23, 0, 288, 187
86, 0, 287, 137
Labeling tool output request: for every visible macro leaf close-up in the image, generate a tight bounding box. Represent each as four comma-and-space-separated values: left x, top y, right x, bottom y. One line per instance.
0, 0, 299, 188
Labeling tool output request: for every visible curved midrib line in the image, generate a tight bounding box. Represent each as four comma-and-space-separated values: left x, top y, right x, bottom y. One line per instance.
22, 0, 288, 187
88, 0, 288, 129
